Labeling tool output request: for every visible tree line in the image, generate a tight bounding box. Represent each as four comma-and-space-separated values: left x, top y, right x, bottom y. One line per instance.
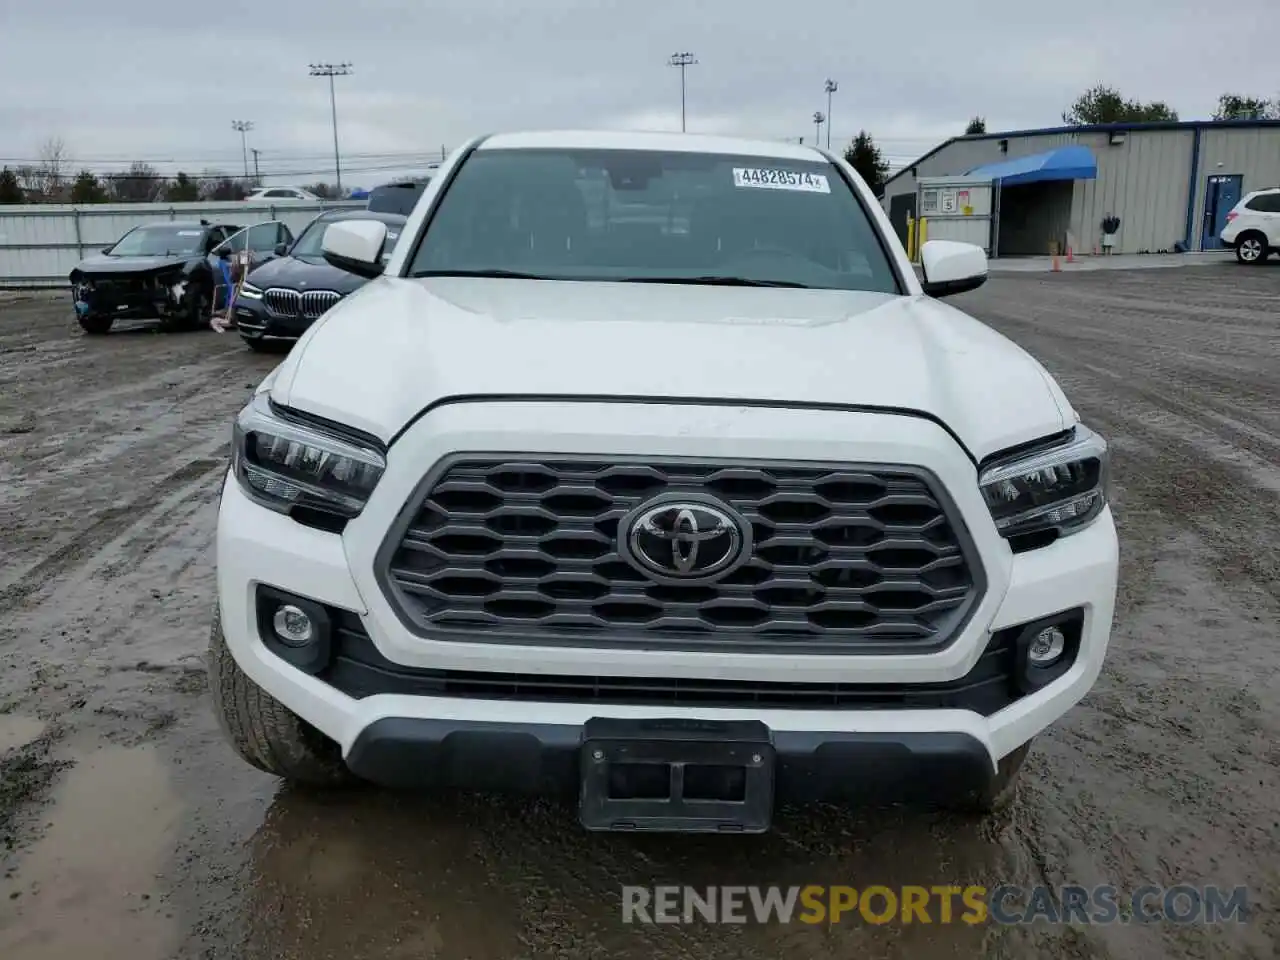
0, 138, 342, 204
0, 163, 344, 205
3, 86, 1276, 208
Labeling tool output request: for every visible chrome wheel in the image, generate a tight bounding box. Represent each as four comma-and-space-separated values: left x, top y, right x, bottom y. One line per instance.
1237, 236, 1264, 263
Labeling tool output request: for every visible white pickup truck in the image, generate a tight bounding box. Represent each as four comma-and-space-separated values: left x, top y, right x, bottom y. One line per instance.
210, 130, 1118, 833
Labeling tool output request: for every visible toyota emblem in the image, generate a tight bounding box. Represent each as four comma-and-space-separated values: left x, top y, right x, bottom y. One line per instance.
618, 495, 751, 583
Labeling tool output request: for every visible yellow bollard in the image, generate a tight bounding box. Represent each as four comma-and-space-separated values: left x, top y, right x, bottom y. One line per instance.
906, 216, 916, 261
919, 217, 928, 254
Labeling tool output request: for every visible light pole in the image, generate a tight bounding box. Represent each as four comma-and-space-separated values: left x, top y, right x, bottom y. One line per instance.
824, 79, 838, 149
231, 120, 253, 179
309, 62, 352, 193
667, 52, 697, 132
813, 111, 825, 147
250, 148, 261, 184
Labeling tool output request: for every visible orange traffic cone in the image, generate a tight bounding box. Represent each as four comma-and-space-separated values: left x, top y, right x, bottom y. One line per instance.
1066, 245, 1075, 263
1051, 252, 1061, 272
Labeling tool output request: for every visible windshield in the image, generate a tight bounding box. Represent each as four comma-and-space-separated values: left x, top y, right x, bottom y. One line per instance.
292, 217, 403, 257
109, 225, 206, 258
408, 148, 900, 292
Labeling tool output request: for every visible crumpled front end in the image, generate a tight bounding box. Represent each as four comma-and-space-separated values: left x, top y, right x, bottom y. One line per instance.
70, 268, 193, 320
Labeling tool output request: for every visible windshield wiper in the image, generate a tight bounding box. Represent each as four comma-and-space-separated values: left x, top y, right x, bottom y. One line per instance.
410, 268, 557, 280
617, 275, 810, 289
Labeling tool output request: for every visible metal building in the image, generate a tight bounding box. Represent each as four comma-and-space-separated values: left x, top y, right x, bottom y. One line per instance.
880, 119, 1280, 258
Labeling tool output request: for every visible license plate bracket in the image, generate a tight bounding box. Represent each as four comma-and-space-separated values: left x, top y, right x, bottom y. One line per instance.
579, 717, 774, 833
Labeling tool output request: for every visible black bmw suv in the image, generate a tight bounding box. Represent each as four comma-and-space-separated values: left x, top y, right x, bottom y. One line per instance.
232, 209, 407, 351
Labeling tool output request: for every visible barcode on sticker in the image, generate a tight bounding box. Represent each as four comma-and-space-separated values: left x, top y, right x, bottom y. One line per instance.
733, 168, 830, 193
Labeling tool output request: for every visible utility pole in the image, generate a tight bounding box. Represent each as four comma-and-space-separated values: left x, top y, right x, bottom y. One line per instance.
250, 148, 261, 184
824, 79, 838, 149
309, 62, 352, 193
231, 120, 253, 179
813, 111, 825, 147
667, 52, 697, 132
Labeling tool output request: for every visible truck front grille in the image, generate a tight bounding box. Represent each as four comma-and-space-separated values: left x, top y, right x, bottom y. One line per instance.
380, 457, 983, 654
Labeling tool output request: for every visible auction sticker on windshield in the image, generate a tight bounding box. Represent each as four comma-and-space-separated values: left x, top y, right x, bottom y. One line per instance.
733, 168, 830, 193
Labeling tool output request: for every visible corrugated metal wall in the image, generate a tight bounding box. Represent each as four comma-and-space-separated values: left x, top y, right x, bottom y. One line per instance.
1070, 130, 1193, 254
884, 125, 1280, 256
1191, 127, 1280, 247
0, 200, 363, 287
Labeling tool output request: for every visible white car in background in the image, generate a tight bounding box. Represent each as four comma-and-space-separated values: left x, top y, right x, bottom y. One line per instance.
1221, 186, 1280, 264
210, 130, 1118, 834
245, 186, 322, 203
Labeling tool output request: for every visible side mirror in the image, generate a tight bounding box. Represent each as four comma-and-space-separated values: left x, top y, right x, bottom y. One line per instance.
919, 240, 988, 298
322, 220, 388, 279
274, 242, 288, 257
212, 243, 230, 259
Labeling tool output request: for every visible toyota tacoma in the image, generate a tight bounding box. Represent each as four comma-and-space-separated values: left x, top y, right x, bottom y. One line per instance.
211, 131, 1118, 833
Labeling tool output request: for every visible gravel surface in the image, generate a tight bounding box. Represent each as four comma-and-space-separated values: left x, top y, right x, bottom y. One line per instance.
0, 265, 1277, 959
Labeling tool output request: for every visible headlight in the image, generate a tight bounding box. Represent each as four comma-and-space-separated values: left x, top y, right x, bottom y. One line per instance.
978, 425, 1109, 544
238, 282, 264, 300
231, 393, 385, 519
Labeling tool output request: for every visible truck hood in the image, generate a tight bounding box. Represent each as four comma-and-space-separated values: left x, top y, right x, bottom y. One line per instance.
273, 277, 1073, 462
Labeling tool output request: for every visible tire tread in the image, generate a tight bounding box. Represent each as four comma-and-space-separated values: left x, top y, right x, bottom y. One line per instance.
207, 608, 351, 785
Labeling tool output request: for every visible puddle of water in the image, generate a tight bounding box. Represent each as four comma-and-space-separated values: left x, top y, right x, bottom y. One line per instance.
0, 744, 181, 960
0, 715, 45, 753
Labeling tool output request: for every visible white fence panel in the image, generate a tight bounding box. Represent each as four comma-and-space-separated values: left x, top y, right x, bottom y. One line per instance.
0, 200, 364, 288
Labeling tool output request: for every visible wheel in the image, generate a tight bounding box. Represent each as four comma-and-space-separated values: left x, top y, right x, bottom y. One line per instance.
207, 608, 353, 785
78, 315, 114, 335
160, 282, 211, 332
1235, 232, 1268, 265
964, 741, 1031, 817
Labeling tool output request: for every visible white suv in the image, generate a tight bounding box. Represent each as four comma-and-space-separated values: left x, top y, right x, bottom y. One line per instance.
211, 131, 1118, 833
1221, 186, 1280, 264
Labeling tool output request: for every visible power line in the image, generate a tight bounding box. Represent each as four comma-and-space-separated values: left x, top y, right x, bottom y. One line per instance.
309, 62, 352, 193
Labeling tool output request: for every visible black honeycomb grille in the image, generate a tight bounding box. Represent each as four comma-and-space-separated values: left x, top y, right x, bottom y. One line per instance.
380, 458, 983, 653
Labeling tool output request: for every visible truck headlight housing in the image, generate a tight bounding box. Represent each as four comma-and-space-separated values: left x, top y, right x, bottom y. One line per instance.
231, 393, 385, 521
978, 426, 1109, 547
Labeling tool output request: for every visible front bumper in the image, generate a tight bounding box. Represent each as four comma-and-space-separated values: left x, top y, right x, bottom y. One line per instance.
216, 399, 1119, 792
72, 274, 189, 319
346, 717, 996, 805
232, 295, 314, 342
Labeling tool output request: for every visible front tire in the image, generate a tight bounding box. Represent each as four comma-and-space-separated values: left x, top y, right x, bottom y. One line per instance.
161, 283, 211, 332
78, 315, 114, 335
1235, 233, 1268, 265
207, 609, 352, 785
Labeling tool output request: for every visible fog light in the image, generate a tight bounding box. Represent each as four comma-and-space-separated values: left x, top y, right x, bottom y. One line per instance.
1028, 626, 1066, 666
272, 604, 315, 647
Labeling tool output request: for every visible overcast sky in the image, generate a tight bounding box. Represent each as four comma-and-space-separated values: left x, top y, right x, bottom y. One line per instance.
0, 0, 1273, 188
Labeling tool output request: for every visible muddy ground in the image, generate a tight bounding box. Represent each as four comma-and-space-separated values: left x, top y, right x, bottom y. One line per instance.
0, 264, 1277, 959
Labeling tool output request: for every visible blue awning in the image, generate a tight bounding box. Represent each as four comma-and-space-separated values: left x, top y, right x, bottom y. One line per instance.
966, 145, 1097, 186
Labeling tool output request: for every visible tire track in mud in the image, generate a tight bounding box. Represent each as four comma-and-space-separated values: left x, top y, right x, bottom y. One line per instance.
956, 268, 1280, 960
0, 455, 226, 615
